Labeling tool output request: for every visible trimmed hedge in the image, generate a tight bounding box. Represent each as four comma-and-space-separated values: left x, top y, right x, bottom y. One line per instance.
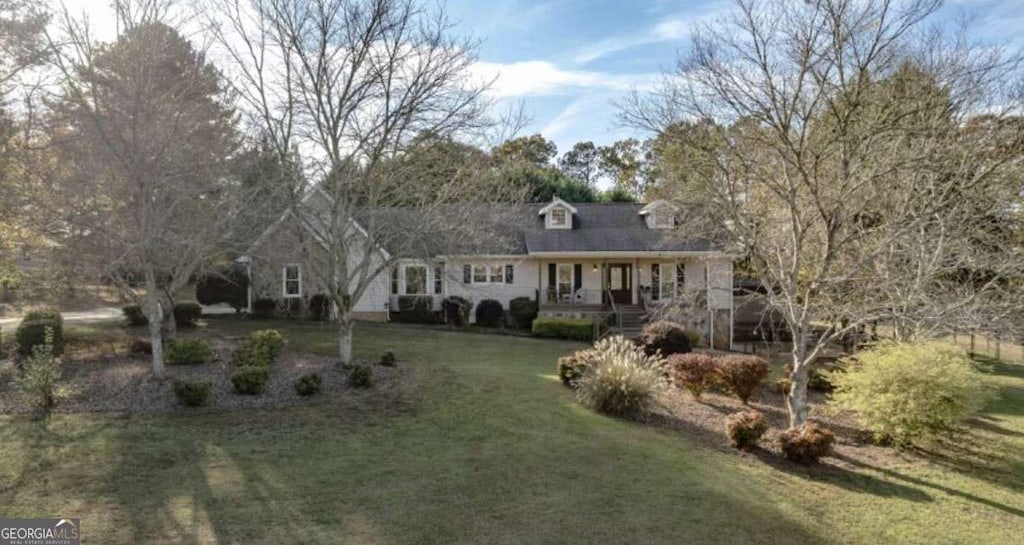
508, 297, 538, 329
668, 352, 716, 400
15, 310, 64, 356
714, 354, 770, 404
308, 294, 331, 321
442, 296, 471, 326
173, 379, 211, 407
349, 364, 373, 388
637, 321, 693, 357
174, 302, 202, 326
232, 366, 269, 395
474, 299, 504, 327
122, 304, 148, 326
393, 295, 440, 324
295, 373, 322, 396
252, 298, 277, 319
165, 338, 215, 365
532, 316, 593, 342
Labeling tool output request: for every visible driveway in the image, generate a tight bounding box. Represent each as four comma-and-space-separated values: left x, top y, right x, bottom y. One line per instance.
0, 304, 237, 332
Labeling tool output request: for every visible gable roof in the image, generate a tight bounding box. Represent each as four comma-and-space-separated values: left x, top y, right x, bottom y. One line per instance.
537, 197, 578, 216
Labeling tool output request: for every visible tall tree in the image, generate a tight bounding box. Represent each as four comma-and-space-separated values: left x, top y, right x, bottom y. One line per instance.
619, 0, 1024, 427
208, 0, 522, 364
45, 19, 243, 376
491, 134, 557, 166
598, 138, 655, 199
558, 140, 600, 186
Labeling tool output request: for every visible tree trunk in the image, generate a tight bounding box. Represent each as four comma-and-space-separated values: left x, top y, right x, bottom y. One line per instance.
161, 309, 177, 341
144, 272, 166, 378
338, 314, 354, 365
785, 330, 810, 427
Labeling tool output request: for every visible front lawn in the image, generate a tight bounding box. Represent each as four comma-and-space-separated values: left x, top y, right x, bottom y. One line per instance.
1, 318, 1021, 544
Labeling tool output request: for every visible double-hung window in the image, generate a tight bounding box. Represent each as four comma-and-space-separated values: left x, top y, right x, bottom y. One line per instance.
404, 265, 427, 295
283, 264, 301, 298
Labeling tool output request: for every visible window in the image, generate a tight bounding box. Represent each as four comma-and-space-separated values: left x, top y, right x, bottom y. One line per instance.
551, 207, 567, 226
489, 264, 504, 283
283, 264, 301, 298
391, 267, 399, 295
464, 263, 514, 284
676, 263, 686, 294
473, 265, 488, 283
434, 265, 443, 294
659, 263, 675, 300
651, 263, 660, 301
404, 265, 427, 295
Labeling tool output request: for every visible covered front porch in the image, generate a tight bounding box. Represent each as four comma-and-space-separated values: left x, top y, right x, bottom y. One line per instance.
535, 256, 710, 312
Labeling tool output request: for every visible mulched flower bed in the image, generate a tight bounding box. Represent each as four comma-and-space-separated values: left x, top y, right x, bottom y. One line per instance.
0, 339, 400, 415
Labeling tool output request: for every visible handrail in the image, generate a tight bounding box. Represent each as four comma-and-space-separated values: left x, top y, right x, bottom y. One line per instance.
604, 288, 620, 331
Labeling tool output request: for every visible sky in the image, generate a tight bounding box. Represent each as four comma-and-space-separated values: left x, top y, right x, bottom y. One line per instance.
51, 0, 1024, 158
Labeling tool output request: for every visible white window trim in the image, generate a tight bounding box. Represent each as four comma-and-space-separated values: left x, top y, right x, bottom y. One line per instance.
467, 263, 512, 285
282, 263, 302, 299
546, 206, 571, 230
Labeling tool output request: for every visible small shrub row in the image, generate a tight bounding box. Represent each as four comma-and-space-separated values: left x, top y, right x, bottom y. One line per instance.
667, 353, 770, 404
532, 316, 593, 342
123, 302, 202, 327
508, 297, 538, 329
442, 296, 471, 326
393, 295, 442, 324
165, 338, 215, 365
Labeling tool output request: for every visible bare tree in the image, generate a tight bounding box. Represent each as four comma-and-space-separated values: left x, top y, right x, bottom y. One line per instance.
38, 8, 246, 377
619, 0, 1024, 427
206, 0, 521, 364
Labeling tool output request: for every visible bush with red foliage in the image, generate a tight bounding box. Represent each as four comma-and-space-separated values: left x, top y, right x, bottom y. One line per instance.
668, 352, 716, 400
714, 354, 770, 404
778, 422, 835, 464
726, 410, 769, 451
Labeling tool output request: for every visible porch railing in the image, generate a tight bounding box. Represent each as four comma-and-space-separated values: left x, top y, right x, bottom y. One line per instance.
539, 288, 605, 306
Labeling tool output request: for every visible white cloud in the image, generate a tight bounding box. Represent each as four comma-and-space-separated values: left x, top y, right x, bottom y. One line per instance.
471, 60, 657, 98
571, 6, 726, 65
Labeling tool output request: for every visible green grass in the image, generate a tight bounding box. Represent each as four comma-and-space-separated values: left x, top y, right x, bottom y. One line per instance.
1, 318, 1022, 544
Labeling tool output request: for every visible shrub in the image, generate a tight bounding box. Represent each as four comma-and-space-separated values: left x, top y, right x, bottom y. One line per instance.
308, 294, 331, 321
122, 304, 149, 326
172, 379, 211, 407
196, 267, 248, 311
714, 354, 770, 404
637, 321, 692, 357
575, 336, 667, 417
294, 373, 322, 396
778, 422, 835, 464
173, 302, 203, 326
556, 348, 602, 388
252, 298, 277, 319
474, 299, 505, 327
129, 338, 153, 355
509, 297, 538, 329
775, 377, 792, 397
827, 341, 993, 445
808, 369, 834, 393
15, 310, 64, 356
15, 327, 65, 410
394, 295, 440, 324
442, 296, 472, 327
165, 338, 215, 365
248, 329, 284, 361
231, 366, 269, 395
348, 364, 373, 388
668, 352, 716, 400
379, 351, 396, 367
532, 316, 593, 342
726, 410, 769, 451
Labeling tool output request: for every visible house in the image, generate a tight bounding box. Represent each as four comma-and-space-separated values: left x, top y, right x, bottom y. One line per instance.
242, 196, 735, 347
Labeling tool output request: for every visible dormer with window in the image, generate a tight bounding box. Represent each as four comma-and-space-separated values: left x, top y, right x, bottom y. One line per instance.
538, 197, 578, 230
639, 200, 678, 229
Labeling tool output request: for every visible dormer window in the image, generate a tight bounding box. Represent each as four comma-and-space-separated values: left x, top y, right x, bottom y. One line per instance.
539, 197, 577, 230
640, 200, 678, 229
551, 207, 567, 226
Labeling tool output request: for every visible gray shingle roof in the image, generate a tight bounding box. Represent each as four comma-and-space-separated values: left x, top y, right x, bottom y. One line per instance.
521, 203, 714, 253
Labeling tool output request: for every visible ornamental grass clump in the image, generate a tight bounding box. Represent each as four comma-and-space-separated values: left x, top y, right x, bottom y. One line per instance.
575, 336, 667, 418
827, 341, 993, 446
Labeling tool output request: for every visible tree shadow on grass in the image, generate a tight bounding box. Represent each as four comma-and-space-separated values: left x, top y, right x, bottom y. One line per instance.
831, 452, 1024, 519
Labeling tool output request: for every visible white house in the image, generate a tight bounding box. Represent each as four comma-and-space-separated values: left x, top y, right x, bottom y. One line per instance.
243, 196, 735, 347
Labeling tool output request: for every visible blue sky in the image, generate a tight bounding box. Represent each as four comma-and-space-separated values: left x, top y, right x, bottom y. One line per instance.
448, 0, 1024, 157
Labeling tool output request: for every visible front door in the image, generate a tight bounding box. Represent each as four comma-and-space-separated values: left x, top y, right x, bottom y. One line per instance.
606, 264, 632, 305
